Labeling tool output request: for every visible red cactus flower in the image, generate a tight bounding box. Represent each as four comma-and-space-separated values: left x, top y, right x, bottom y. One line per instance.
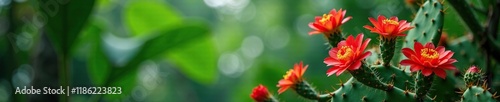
400, 42, 457, 79
324, 34, 371, 76
363, 15, 414, 39
251, 84, 271, 102
467, 65, 480, 73
277, 61, 308, 94
308, 9, 352, 36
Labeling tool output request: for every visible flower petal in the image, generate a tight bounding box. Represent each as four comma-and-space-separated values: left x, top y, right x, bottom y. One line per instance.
348, 61, 362, 70
354, 34, 364, 49
337, 41, 347, 48
368, 17, 382, 29
278, 80, 293, 86
326, 66, 340, 77
444, 59, 458, 64
308, 30, 322, 35
329, 48, 339, 58
324, 57, 342, 66
436, 46, 445, 54
360, 37, 371, 52
434, 69, 447, 79
278, 86, 290, 94
414, 42, 424, 55
335, 67, 348, 76
424, 42, 435, 49
342, 16, 352, 24
400, 60, 416, 66
401, 48, 416, 58
346, 35, 355, 45
439, 64, 456, 70
422, 68, 433, 76
439, 51, 454, 60
359, 51, 372, 60
390, 16, 398, 21
410, 65, 423, 72
364, 25, 377, 31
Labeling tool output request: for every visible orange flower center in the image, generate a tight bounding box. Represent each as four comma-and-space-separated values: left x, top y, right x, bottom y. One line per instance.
420, 48, 439, 60
337, 46, 353, 60
320, 14, 333, 24
382, 19, 399, 25
283, 69, 294, 79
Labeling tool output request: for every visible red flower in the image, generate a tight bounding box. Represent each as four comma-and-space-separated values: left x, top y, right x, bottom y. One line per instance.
466, 66, 480, 73
308, 9, 352, 36
324, 34, 371, 76
400, 42, 457, 79
277, 61, 308, 94
363, 15, 414, 39
251, 84, 271, 102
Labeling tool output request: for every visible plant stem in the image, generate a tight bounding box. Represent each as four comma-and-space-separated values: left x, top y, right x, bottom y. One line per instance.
326, 31, 343, 47
380, 38, 396, 67
59, 54, 70, 102
415, 72, 434, 101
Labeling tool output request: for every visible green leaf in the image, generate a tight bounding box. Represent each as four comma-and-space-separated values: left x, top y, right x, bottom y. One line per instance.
124, 0, 181, 36
104, 22, 211, 86
39, 0, 96, 55
123, 23, 210, 69
101, 23, 211, 99
84, 21, 110, 86
166, 37, 218, 85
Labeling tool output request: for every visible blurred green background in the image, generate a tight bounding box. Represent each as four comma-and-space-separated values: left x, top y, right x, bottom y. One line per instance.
0, 0, 475, 101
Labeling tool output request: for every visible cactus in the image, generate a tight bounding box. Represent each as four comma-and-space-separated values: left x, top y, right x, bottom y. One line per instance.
462, 86, 497, 102
250, 0, 500, 101
459, 66, 499, 102
329, 78, 431, 102
399, 0, 444, 58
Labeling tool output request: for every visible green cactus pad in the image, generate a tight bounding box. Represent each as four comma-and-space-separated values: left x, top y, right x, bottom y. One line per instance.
373, 65, 415, 91
447, 37, 487, 71
405, 0, 444, 45
348, 63, 393, 91
461, 86, 497, 102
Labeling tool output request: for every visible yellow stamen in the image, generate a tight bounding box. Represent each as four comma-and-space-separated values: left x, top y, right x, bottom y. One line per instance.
283, 69, 294, 79
320, 14, 333, 24
382, 19, 399, 25
421, 48, 439, 60
337, 46, 353, 60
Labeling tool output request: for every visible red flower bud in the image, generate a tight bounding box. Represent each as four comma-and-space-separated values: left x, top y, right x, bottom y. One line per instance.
466, 66, 480, 73
251, 84, 271, 102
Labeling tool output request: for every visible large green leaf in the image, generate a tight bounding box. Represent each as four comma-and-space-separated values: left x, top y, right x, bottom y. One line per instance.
83, 21, 110, 86
103, 23, 211, 85
166, 37, 218, 84
122, 23, 210, 69
122, 0, 216, 85
39, 0, 96, 55
124, 0, 181, 36
98, 24, 211, 99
